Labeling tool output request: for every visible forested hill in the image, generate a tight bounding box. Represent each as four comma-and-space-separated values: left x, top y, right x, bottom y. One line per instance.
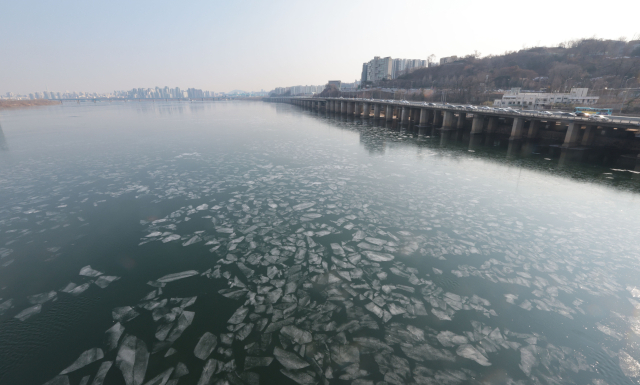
387, 38, 640, 96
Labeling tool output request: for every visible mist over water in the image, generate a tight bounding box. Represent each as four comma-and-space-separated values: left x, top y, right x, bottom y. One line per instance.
1, 101, 640, 385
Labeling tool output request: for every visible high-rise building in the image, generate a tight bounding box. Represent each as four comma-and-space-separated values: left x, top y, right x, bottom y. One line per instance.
361, 57, 393, 84
360, 64, 368, 84
391, 58, 428, 79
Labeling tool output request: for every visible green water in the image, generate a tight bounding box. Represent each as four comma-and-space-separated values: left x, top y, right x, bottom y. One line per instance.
0, 101, 639, 385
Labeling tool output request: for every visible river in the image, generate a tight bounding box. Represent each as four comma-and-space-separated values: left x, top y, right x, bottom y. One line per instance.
1, 101, 639, 385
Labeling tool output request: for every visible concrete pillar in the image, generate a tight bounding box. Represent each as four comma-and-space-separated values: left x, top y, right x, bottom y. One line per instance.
457, 113, 466, 129
527, 120, 540, 139
443, 111, 454, 128
487, 117, 497, 133
471, 115, 484, 134
419, 109, 428, 126
510, 117, 524, 140
581, 125, 597, 146
401, 107, 409, 124
374, 104, 381, 119
433, 110, 442, 126
341, 101, 346, 114
363, 103, 369, 118
386, 105, 393, 121
412, 109, 420, 123
562, 122, 581, 147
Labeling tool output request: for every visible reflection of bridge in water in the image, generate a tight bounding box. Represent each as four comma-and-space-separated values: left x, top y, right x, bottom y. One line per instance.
266, 97, 640, 172
266, 99, 640, 190
0, 124, 7, 151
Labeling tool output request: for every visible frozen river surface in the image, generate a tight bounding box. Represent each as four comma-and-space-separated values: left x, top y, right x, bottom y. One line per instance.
1, 101, 640, 385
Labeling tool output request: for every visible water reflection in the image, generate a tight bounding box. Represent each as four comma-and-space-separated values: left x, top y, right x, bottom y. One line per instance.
298, 106, 640, 193
0, 124, 7, 151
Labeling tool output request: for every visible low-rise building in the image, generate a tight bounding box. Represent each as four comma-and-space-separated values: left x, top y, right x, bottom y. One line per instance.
439, 56, 458, 65
493, 88, 599, 109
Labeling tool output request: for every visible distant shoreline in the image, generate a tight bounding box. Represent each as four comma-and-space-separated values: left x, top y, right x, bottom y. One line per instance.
0, 100, 62, 109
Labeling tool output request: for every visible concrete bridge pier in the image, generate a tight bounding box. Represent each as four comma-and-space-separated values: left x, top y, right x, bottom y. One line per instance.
431, 111, 441, 136
527, 120, 540, 139
442, 111, 454, 128
484, 117, 498, 146
386, 105, 393, 121
363, 103, 369, 118
374, 104, 381, 119
581, 125, 597, 146
418, 108, 428, 127
411, 109, 420, 128
401, 107, 409, 124
341, 101, 347, 114
457, 113, 466, 129
470, 114, 483, 134
510, 117, 524, 141
562, 122, 582, 147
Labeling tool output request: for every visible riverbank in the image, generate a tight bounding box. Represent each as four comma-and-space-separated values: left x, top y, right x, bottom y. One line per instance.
0, 100, 62, 109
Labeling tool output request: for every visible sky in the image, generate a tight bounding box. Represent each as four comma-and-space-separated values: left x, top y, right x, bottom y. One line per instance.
1, 0, 639, 95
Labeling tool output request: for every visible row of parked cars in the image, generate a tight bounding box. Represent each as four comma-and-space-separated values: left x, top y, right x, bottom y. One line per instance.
422, 103, 618, 122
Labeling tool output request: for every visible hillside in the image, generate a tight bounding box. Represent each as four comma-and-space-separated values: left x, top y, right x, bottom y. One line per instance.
373, 38, 640, 109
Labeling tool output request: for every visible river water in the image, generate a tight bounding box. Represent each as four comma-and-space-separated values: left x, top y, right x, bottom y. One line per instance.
1, 101, 640, 385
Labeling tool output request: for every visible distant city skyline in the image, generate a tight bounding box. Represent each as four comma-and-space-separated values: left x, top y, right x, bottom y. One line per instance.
2, 86, 269, 100
1, 0, 638, 95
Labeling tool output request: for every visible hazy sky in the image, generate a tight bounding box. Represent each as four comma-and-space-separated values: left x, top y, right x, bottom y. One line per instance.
2, 0, 638, 94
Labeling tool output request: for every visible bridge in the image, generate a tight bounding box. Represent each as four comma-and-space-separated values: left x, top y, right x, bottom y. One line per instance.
265, 96, 640, 167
